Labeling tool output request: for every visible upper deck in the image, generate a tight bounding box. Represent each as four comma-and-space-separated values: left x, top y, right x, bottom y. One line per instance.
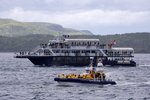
48, 38, 106, 49
14, 36, 134, 58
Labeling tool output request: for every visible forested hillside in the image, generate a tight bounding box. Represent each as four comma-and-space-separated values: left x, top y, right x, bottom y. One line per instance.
0, 33, 150, 53
0, 18, 92, 37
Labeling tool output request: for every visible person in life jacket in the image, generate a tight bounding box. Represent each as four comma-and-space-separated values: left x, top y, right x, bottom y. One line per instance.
97, 58, 103, 67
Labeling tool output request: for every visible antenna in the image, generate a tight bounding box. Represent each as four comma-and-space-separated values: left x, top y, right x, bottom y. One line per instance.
90, 57, 94, 67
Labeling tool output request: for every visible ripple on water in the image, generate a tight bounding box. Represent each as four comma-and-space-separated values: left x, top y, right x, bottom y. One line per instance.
0, 53, 150, 100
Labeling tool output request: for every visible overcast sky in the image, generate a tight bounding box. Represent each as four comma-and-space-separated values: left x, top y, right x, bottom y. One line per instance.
0, 0, 150, 34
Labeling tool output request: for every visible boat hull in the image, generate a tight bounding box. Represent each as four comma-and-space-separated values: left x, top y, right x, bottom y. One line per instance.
54, 78, 116, 85
15, 56, 136, 66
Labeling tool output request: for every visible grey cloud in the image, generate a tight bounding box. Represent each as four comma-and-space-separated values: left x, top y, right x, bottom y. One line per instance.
0, 0, 46, 11
0, 0, 150, 34
0, 0, 150, 12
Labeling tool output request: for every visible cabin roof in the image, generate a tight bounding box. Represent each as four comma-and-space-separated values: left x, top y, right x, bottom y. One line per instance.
64, 39, 99, 42
112, 48, 134, 51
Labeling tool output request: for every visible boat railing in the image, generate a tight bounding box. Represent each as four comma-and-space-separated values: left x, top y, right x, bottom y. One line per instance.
98, 49, 107, 57
15, 51, 54, 56
70, 45, 104, 49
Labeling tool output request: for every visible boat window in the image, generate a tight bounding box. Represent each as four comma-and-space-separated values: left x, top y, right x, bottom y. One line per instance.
56, 50, 59, 53
92, 50, 95, 53
61, 50, 64, 53
87, 50, 90, 53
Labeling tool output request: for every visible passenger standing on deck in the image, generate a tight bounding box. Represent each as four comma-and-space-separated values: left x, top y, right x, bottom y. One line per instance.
97, 58, 103, 67
96, 58, 103, 72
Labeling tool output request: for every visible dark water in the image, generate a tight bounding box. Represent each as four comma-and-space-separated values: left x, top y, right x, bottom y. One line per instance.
0, 53, 150, 100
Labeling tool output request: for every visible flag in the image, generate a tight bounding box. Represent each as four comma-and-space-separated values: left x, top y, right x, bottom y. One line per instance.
113, 40, 116, 45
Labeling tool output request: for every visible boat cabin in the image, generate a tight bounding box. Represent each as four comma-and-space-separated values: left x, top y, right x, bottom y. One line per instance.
106, 47, 134, 61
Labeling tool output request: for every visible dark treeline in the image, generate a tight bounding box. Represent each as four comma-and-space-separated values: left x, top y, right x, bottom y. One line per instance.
0, 32, 150, 53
